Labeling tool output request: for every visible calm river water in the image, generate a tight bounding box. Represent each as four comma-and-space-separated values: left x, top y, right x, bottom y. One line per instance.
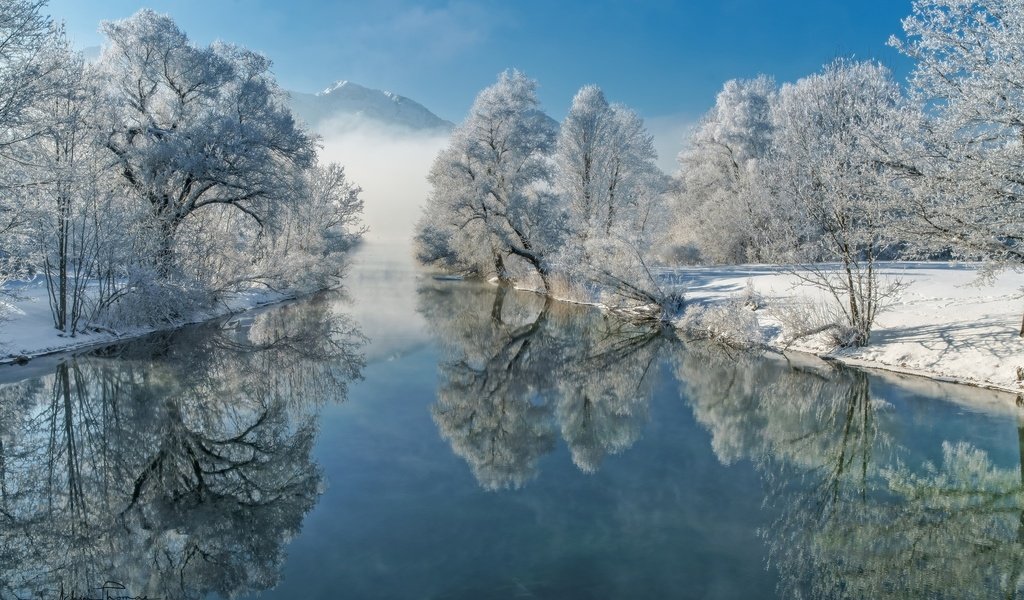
1, 249, 1022, 599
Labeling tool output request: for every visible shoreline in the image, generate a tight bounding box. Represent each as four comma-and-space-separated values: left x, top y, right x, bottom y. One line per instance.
779, 346, 1022, 399
492, 263, 1024, 402
6, 263, 1023, 404
0, 289, 305, 369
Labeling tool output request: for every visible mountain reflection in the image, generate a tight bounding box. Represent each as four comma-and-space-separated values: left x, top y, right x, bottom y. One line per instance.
0, 295, 365, 600
419, 282, 666, 490
679, 346, 1024, 599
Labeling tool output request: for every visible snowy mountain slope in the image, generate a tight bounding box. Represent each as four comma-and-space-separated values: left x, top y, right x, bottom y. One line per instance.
287, 80, 453, 132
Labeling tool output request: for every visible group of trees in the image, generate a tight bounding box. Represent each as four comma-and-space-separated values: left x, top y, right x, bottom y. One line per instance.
418, 0, 1024, 345
414, 71, 675, 316
0, 3, 364, 336
676, 0, 1024, 342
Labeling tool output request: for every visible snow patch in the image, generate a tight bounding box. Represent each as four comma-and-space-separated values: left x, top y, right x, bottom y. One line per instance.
672, 262, 1024, 395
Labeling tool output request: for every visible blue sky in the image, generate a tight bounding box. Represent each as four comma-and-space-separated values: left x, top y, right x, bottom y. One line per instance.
48, 0, 914, 124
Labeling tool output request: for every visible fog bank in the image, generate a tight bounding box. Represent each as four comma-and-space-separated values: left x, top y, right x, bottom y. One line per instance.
317, 117, 449, 251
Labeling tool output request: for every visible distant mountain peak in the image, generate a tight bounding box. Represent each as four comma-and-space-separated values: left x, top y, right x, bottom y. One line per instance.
290, 80, 453, 133
319, 80, 353, 96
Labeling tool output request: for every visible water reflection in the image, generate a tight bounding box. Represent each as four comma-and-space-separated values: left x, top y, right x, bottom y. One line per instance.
0, 295, 365, 600
419, 282, 666, 489
421, 282, 1024, 597
5, 279, 1023, 599
679, 346, 1024, 599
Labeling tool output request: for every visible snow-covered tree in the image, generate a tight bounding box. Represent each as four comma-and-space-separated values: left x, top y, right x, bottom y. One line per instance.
0, 0, 59, 300
769, 59, 909, 346
890, 0, 1024, 336
675, 76, 780, 264
555, 85, 663, 244
415, 70, 560, 288
251, 162, 366, 291
18, 35, 118, 334
552, 85, 668, 308
93, 9, 316, 278
0, 0, 53, 144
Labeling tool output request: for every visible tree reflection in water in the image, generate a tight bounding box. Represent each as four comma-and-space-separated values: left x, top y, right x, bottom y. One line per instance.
420, 282, 1024, 596
419, 282, 667, 489
679, 345, 1024, 599
0, 295, 365, 600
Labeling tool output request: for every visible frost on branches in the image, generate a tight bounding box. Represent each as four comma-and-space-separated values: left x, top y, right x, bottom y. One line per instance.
0, 7, 365, 337
769, 60, 910, 346
415, 73, 676, 318
551, 84, 671, 312
415, 70, 560, 289
891, 0, 1024, 335
675, 76, 778, 265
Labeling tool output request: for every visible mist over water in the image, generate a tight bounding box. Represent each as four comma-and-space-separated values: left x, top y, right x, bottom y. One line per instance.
316, 116, 449, 250
313, 116, 451, 364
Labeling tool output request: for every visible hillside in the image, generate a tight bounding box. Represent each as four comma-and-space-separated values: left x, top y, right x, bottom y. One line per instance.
287, 80, 453, 132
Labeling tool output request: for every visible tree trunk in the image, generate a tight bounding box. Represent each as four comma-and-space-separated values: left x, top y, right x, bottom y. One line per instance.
494, 253, 511, 285
1019, 308, 1023, 338
58, 198, 68, 332
156, 216, 177, 279
538, 267, 550, 294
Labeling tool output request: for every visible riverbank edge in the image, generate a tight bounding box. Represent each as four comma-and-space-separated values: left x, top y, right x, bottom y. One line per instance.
0, 289, 306, 367
497, 278, 1024, 403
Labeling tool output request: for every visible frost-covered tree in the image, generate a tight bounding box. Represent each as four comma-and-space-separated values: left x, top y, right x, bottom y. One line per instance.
890, 0, 1024, 336
769, 59, 909, 346
0, 0, 59, 300
178, 161, 364, 296
0, 0, 53, 143
552, 85, 668, 308
94, 9, 316, 278
0, 7, 363, 340
18, 36, 118, 334
555, 85, 663, 244
415, 70, 559, 288
675, 76, 780, 264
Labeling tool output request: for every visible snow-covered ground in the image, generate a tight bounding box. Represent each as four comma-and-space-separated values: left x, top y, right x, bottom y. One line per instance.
675, 262, 1024, 395
0, 279, 294, 363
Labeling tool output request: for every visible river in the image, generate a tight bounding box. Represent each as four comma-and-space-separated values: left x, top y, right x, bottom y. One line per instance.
1, 247, 1022, 599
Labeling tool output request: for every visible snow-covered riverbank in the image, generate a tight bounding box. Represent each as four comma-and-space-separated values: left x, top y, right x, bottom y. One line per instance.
677, 263, 1024, 395
0, 280, 296, 364
5, 259, 1023, 399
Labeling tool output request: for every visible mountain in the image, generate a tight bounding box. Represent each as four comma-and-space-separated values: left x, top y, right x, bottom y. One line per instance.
287, 80, 454, 133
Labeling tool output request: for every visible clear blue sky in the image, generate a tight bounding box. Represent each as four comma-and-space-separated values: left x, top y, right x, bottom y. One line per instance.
47, 0, 913, 123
